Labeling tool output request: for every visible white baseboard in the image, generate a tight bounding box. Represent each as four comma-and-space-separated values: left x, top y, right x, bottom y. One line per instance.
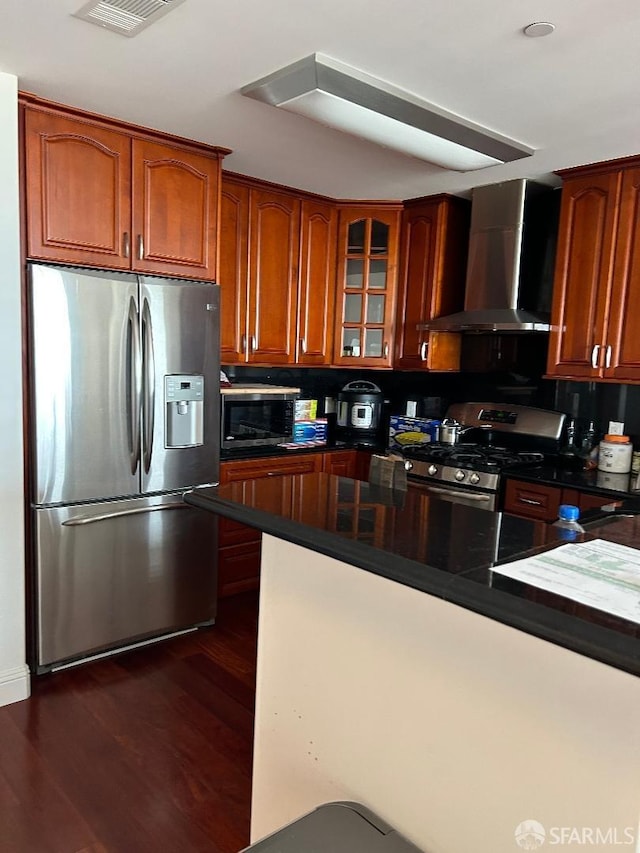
0, 664, 30, 707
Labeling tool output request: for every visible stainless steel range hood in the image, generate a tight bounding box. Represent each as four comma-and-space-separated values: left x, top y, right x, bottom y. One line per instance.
419, 179, 560, 333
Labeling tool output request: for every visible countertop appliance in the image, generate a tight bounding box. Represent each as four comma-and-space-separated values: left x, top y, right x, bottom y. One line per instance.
419, 179, 560, 333
336, 380, 385, 444
401, 402, 566, 511
28, 263, 221, 672
220, 385, 300, 450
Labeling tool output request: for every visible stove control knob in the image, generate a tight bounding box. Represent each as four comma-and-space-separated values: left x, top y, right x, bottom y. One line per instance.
404, 460, 413, 471
469, 472, 481, 485
455, 469, 466, 481
427, 464, 438, 477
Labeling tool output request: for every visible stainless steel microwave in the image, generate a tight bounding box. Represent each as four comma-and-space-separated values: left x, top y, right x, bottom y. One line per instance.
220, 385, 300, 450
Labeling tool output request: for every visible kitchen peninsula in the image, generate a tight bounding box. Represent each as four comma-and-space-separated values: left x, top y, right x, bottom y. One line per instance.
185, 473, 640, 853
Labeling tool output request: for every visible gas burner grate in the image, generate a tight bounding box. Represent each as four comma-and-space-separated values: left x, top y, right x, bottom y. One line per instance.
402, 443, 545, 472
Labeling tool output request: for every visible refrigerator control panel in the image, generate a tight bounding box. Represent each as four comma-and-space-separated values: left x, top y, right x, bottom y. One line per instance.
165, 375, 204, 447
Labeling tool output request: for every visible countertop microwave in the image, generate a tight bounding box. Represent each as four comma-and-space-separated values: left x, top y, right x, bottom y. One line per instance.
220, 385, 300, 450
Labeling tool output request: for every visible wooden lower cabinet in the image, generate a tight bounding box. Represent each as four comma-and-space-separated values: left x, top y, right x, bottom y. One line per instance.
217, 450, 371, 597
503, 478, 620, 523
217, 453, 322, 597
217, 539, 262, 598
322, 450, 358, 478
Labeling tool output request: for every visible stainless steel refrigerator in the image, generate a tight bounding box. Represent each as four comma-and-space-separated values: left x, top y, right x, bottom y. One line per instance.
28, 263, 221, 672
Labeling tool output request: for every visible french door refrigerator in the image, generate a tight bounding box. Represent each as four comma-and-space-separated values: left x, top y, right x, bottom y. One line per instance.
28, 263, 221, 673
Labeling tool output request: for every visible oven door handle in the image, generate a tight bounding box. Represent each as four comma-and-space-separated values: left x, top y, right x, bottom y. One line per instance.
423, 485, 493, 502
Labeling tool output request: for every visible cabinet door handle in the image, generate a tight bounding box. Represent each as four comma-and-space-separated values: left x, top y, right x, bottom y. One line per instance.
591, 344, 600, 369
250, 335, 257, 353
383, 341, 389, 359
241, 334, 247, 354
419, 341, 428, 361
137, 234, 144, 260
605, 344, 612, 368
520, 497, 543, 506
123, 232, 130, 258
300, 337, 307, 354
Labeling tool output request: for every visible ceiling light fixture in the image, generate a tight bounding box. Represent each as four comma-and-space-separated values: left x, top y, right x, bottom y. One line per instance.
241, 54, 534, 172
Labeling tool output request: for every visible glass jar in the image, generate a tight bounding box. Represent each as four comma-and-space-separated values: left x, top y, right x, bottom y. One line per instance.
597, 434, 633, 474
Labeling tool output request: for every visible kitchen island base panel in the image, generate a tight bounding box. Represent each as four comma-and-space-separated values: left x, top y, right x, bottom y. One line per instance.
251, 535, 640, 853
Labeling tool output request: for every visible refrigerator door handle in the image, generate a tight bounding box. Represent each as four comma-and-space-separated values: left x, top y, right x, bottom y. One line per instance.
61, 501, 188, 526
128, 295, 142, 475
142, 297, 156, 474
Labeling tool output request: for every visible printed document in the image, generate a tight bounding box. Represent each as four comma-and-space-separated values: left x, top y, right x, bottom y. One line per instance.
492, 538, 640, 624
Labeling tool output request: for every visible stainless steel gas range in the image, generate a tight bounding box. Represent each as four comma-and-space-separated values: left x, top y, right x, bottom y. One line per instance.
402, 402, 566, 511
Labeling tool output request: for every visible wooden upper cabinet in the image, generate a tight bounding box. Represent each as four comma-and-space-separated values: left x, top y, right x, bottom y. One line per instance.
24, 109, 132, 268
22, 98, 227, 280
297, 199, 337, 365
547, 157, 640, 382
394, 195, 469, 371
607, 167, 640, 381
219, 177, 249, 364
247, 188, 301, 364
333, 205, 401, 368
547, 170, 620, 379
131, 139, 219, 279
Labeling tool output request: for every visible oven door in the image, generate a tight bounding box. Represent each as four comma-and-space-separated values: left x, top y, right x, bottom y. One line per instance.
407, 479, 497, 511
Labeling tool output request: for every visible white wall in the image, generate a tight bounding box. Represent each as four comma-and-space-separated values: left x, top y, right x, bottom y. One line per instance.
252, 536, 640, 853
0, 72, 30, 706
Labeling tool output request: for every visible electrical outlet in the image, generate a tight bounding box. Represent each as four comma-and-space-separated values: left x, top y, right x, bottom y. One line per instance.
608, 420, 625, 435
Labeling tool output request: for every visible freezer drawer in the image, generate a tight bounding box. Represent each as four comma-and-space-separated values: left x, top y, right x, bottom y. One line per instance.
241, 802, 424, 852
34, 494, 217, 670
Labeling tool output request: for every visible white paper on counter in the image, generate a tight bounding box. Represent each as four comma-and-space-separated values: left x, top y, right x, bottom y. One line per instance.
492, 538, 640, 624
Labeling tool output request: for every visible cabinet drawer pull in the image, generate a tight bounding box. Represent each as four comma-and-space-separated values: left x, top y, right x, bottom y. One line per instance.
300, 337, 307, 354
591, 344, 600, 369
520, 497, 543, 506
605, 344, 612, 368
137, 234, 144, 260
123, 231, 130, 258
420, 341, 428, 361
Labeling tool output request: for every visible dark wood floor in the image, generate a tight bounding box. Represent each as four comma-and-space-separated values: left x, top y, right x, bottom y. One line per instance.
0, 592, 259, 853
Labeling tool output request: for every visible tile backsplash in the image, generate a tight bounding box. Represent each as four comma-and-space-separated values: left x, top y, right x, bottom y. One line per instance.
554, 381, 640, 444
224, 362, 640, 448
223, 364, 556, 419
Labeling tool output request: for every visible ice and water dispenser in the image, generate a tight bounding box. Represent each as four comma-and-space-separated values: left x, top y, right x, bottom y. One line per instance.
164, 374, 204, 447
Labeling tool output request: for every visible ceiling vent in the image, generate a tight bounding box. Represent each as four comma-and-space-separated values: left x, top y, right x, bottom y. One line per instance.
73, 0, 186, 37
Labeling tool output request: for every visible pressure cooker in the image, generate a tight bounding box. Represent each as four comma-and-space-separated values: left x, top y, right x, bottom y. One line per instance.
336, 380, 384, 438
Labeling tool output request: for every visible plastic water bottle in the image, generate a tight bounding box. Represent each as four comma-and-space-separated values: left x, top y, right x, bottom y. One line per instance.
552, 504, 585, 541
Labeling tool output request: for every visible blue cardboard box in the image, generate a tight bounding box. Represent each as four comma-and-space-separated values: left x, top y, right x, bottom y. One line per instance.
293, 419, 328, 443
388, 416, 440, 450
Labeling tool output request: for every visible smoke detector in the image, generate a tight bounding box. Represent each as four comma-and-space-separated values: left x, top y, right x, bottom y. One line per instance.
73, 0, 186, 37
523, 21, 555, 38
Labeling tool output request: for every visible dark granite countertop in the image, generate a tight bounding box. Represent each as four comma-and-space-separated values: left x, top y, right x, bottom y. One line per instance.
185, 473, 640, 677
220, 440, 385, 463
504, 463, 640, 501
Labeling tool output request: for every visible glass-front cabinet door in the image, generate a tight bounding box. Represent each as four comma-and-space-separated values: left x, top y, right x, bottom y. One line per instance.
333, 205, 401, 367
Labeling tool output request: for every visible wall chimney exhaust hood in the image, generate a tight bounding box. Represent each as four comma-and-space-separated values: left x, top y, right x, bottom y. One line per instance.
419, 179, 560, 333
